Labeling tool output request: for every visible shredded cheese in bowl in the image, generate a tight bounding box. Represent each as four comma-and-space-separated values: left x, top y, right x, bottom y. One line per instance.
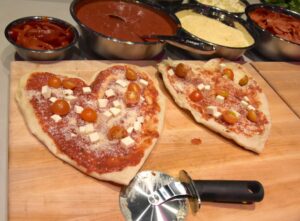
196, 0, 246, 13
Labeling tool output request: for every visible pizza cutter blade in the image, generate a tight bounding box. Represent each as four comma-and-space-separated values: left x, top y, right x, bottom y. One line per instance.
119, 170, 264, 221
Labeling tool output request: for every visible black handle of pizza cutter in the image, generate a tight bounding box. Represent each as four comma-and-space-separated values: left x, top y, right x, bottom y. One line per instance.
194, 180, 264, 203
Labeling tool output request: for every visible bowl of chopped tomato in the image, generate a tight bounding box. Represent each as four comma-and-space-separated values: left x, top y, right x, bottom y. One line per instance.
5, 16, 79, 60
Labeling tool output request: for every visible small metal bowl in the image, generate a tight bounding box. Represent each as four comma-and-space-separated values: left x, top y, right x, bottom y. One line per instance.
246, 4, 300, 61
190, 0, 249, 16
5, 16, 79, 61
70, 0, 180, 60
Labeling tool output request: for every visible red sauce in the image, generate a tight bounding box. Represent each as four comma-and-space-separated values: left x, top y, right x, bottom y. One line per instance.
8, 18, 74, 50
26, 67, 160, 174
191, 138, 202, 145
75, 0, 178, 42
250, 8, 300, 44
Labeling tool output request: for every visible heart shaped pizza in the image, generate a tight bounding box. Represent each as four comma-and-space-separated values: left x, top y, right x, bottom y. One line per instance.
158, 59, 271, 153
16, 64, 165, 185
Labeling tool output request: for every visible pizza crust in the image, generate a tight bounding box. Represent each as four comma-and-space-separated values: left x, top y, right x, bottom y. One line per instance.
158, 59, 271, 153
16, 64, 165, 185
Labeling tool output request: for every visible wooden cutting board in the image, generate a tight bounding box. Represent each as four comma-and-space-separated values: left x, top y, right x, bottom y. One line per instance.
252, 62, 300, 118
9, 61, 300, 221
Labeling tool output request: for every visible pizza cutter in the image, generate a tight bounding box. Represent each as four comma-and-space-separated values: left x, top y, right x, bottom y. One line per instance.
119, 170, 264, 221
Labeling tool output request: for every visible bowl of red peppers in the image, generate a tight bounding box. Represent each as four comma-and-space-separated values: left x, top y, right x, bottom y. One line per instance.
5, 16, 79, 60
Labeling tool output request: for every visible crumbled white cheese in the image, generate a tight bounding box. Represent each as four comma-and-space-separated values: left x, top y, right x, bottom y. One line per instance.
49, 97, 57, 103
243, 96, 250, 102
113, 100, 122, 108
137, 116, 144, 123
98, 98, 108, 108
82, 87, 91, 94
103, 110, 113, 119
51, 114, 61, 123
105, 89, 115, 98
74, 105, 83, 114
42, 85, 51, 99
231, 110, 241, 118
64, 95, 77, 101
121, 136, 135, 148
116, 79, 129, 88
139, 79, 148, 86
247, 105, 255, 111
63, 89, 73, 96
206, 106, 217, 115
197, 83, 205, 91
213, 111, 222, 118
167, 69, 175, 76
85, 124, 94, 133
127, 126, 134, 134
216, 95, 225, 103
241, 100, 249, 107
89, 132, 100, 143
204, 84, 211, 91
109, 107, 121, 116
133, 121, 141, 132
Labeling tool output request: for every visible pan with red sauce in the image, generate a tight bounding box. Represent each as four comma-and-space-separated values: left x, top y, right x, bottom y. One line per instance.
74, 0, 178, 42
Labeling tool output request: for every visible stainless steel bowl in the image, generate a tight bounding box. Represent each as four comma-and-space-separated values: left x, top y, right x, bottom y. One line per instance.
246, 4, 300, 61
4, 16, 79, 61
190, 0, 249, 16
70, 0, 180, 60
166, 4, 255, 60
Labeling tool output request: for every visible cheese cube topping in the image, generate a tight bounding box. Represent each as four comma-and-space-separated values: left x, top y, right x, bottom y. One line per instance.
74, 105, 83, 114
103, 110, 113, 118
64, 95, 77, 101
41, 85, 51, 99
63, 89, 73, 96
243, 96, 250, 102
197, 83, 205, 91
109, 107, 121, 116
82, 87, 92, 94
113, 100, 122, 108
241, 100, 248, 107
121, 136, 135, 148
116, 79, 129, 88
89, 132, 100, 143
98, 99, 108, 108
85, 124, 94, 133
51, 114, 62, 123
49, 97, 57, 103
167, 69, 175, 76
247, 105, 255, 111
213, 111, 222, 118
133, 121, 142, 132
139, 79, 149, 86
127, 126, 134, 134
137, 116, 144, 123
231, 110, 241, 118
105, 89, 115, 98
216, 95, 225, 103
206, 106, 217, 115
204, 84, 211, 91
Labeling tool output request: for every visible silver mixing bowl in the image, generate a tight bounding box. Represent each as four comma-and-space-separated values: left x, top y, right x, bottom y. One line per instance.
5, 16, 79, 61
246, 4, 300, 61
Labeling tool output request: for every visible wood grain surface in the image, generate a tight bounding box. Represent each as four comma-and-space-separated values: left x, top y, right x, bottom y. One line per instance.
252, 62, 300, 118
9, 61, 300, 221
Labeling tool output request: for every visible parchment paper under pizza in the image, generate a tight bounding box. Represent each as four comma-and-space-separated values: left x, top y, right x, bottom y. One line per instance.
16, 64, 165, 185
158, 59, 271, 153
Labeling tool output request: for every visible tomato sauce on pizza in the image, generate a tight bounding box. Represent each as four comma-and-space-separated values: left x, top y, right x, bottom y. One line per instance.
24, 65, 161, 174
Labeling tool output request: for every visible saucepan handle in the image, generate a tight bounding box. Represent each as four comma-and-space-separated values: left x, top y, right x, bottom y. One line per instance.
194, 180, 264, 203
143, 34, 216, 55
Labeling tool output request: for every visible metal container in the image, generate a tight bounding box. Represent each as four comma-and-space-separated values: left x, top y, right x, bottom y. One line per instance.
190, 0, 249, 16
245, 4, 300, 61
70, 0, 180, 60
167, 4, 255, 60
4, 16, 79, 61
